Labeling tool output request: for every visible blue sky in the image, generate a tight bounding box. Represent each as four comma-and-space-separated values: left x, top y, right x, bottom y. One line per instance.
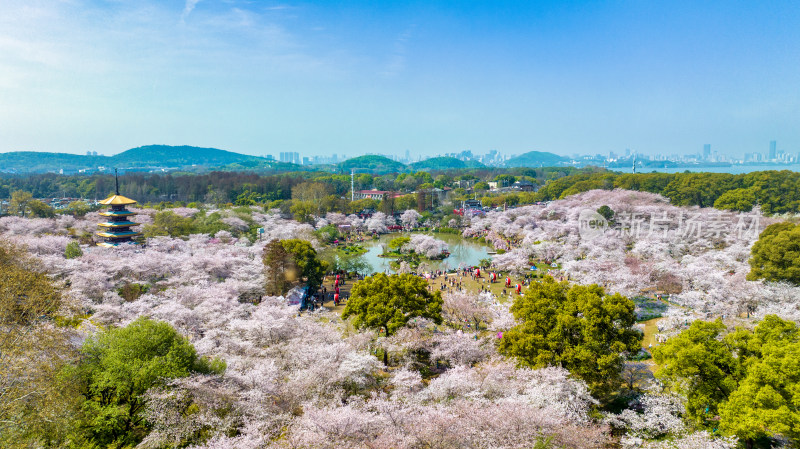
1, 0, 798, 158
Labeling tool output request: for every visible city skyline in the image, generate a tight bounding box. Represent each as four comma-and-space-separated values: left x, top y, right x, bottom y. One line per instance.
1, 1, 799, 158
72, 139, 800, 165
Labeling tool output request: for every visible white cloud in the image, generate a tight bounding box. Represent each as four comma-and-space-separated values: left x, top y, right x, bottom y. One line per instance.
381, 24, 416, 77
182, 0, 201, 20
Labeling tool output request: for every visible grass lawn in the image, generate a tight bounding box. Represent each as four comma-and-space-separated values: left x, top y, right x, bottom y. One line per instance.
320, 268, 565, 311
320, 270, 664, 373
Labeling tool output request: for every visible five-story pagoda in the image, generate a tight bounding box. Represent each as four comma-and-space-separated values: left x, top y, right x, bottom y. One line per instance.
96, 170, 140, 247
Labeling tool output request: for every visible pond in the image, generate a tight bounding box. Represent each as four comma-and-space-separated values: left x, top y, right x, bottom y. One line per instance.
360, 232, 492, 274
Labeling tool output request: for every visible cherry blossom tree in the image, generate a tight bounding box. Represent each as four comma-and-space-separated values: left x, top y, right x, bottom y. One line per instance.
442, 291, 491, 329
400, 209, 422, 229
3, 192, 798, 448
430, 331, 490, 366
608, 393, 686, 440
405, 234, 448, 259
366, 212, 389, 234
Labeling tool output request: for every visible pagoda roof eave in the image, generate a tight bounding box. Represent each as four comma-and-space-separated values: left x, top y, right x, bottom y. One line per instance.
96, 231, 141, 238
99, 211, 135, 217
97, 241, 141, 248
99, 194, 137, 205
97, 221, 139, 228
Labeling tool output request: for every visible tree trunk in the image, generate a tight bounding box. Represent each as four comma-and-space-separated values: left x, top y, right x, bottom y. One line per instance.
383, 349, 388, 366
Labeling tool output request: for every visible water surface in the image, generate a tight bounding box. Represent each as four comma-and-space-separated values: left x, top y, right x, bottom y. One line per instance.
360, 233, 491, 274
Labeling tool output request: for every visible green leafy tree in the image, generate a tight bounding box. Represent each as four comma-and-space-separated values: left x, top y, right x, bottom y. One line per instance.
388, 236, 410, 251
661, 173, 739, 207
76, 318, 218, 447
394, 194, 417, 211
493, 174, 517, 186
263, 239, 295, 295
143, 211, 196, 238
117, 282, 150, 302
282, 239, 326, 291
655, 315, 800, 448
290, 200, 315, 223
67, 200, 91, 217
497, 276, 641, 397
355, 173, 373, 189
350, 198, 380, 213
64, 241, 83, 259
28, 199, 56, 218
740, 170, 800, 215
343, 273, 443, 364
434, 174, 453, 189
192, 210, 228, 236
747, 222, 800, 284
234, 190, 262, 206
292, 182, 330, 213
315, 224, 341, 244
379, 194, 395, 215
558, 173, 616, 199
262, 239, 326, 295
653, 319, 740, 427
719, 341, 800, 447
713, 187, 758, 212
613, 172, 675, 193
596, 205, 615, 221
7, 190, 33, 217
321, 194, 348, 214
1, 240, 80, 448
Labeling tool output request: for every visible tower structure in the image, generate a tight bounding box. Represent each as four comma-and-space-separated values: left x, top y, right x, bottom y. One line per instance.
96, 170, 140, 247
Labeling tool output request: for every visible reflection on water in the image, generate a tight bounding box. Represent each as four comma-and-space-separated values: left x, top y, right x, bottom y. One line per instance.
359, 233, 491, 274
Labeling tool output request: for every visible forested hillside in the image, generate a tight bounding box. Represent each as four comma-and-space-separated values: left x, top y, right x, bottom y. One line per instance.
0, 145, 265, 173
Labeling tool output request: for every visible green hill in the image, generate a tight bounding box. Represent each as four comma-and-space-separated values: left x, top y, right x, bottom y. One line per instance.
504, 151, 568, 167
0, 152, 108, 173
111, 145, 260, 167
0, 145, 269, 173
337, 155, 406, 173
408, 157, 485, 171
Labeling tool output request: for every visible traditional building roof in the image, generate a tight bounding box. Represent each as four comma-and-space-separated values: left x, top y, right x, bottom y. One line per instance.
99, 194, 137, 206
97, 221, 139, 228
96, 230, 141, 239
97, 170, 141, 247
99, 210, 136, 217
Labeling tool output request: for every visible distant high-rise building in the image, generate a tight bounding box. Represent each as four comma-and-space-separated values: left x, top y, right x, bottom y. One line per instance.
279, 152, 300, 164
769, 141, 777, 160
625, 148, 631, 157
703, 144, 711, 160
